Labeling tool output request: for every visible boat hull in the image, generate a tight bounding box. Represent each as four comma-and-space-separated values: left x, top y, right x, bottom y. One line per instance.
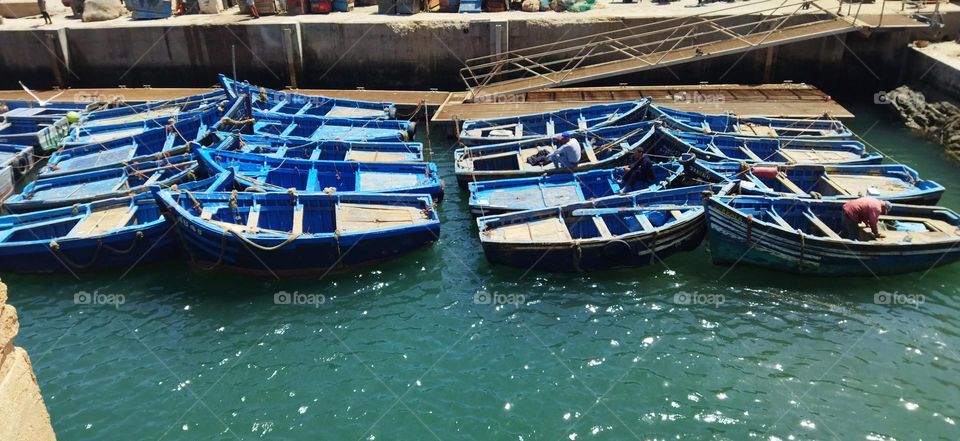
481, 213, 705, 272
705, 198, 960, 276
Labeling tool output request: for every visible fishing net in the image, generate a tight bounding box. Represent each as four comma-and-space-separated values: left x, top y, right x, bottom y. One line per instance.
561, 0, 595, 12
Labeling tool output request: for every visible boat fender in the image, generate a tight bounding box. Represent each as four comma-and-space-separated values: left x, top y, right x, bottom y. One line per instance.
71, 204, 80, 215
679, 152, 696, 166
751, 166, 778, 179
810, 191, 823, 200
399, 130, 409, 142
407, 121, 417, 138
49, 240, 59, 250
388, 106, 397, 119
603, 239, 632, 256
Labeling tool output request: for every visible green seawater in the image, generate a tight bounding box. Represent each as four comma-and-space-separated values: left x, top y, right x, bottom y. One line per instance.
6, 98, 960, 440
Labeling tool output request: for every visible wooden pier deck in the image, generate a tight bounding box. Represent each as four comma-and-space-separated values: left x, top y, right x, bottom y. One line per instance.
432, 84, 852, 122
0, 83, 852, 122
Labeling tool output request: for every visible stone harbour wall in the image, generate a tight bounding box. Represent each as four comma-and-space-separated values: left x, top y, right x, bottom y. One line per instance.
0, 281, 57, 441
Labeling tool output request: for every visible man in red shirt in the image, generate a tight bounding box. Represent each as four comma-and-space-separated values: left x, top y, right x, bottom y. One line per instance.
841, 197, 892, 240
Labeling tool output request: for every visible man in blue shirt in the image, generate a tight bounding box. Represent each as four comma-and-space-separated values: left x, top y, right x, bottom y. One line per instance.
546, 132, 581, 170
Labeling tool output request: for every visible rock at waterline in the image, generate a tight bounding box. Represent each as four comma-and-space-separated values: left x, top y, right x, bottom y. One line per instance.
885, 86, 960, 163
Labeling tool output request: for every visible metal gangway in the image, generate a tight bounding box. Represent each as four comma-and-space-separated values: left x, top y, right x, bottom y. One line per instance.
461, 0, 889, 102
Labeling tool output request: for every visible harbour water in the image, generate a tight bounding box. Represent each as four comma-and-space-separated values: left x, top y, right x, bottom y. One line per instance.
7, 97, 960, 440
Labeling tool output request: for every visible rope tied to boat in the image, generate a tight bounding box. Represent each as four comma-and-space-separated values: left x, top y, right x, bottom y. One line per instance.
229, 229, 302, 252
220, 117, 256, 126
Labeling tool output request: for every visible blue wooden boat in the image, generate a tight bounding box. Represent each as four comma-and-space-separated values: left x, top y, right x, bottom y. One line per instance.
477, 184, 730, 272
5, 154, 198, 213
126, 0, 172, 19
455, 121, 656, 187
705, 195, 960, 276
77, 90, 226, 128
42, 108, 225, 177
458, 100, 650, 145
1, 100, 95, 124
468, 162, 685, 215
687, 161, 945, 205
197, 148, 444, 201
0, 144, 36, 203
215, 133, 424, 162
0, 116, 78, 152
252, 109, 415, 142
0, 172, 234, 274
220, 75, 396, 120
648, 104, 852, 139
0, 143, 36, 177
152, 189, 441, 276
645, 125, 881, 165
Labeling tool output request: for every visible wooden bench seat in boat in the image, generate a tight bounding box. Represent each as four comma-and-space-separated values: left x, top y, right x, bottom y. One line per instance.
740, 123, 779, 138
336, 203, 431, 234
803, 210, 842, 239
778, 149, 859, 164
816, 175, 851, 195
765, 209, 793, 230
67, 205, 137, 237
775, 172, 806, 195
485, 217, 571, 243
591, 216, 613, 239
635, 213, 654, 231
344, 150, 411, 163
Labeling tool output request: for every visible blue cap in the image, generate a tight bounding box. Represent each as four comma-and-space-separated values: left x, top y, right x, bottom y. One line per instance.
562, 131, 572, 137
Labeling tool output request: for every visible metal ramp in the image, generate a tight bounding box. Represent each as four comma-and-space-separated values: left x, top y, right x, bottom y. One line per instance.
461, 0, 901, 102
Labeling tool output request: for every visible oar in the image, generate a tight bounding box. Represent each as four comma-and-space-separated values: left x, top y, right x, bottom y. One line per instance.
592, 127, 647, 155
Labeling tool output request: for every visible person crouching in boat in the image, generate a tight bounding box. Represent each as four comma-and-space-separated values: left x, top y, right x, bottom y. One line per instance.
547, 132, 581, 171
618, 148, 655, 194
841, 197, 892, 241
